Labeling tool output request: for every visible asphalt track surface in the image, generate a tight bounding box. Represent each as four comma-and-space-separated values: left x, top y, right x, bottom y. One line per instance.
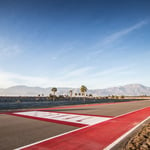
0, 114, 77, 150
44, 100, 150, 116
0, 100, 149, 150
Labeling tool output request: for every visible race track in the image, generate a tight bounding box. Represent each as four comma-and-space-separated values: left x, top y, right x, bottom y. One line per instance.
0, 100, 149, 150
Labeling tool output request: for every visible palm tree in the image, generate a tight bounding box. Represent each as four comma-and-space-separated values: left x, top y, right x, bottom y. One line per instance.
80, 85, 87, 101
75, 93, 77, 97
111, 95, 115, 99
120, 95, 124, 99
51, 87, 57, 101
78, 93, 81, 100
69, 90, 73, 101
89, 94, 93, 97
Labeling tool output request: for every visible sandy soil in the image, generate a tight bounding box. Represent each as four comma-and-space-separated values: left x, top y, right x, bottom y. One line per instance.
123, 121, 150, 150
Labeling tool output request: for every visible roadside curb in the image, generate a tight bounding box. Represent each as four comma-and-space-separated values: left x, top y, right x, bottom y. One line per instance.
104, 116, 150, 150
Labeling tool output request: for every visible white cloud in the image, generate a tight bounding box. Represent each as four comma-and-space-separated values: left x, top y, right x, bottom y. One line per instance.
63, 67, 93, 78
0, 39, 22, 57
102, 20, 148, 45
0, 63, 147, 89
90, 20, 148, 56
0, 70, 51, 88
50, 42, 75, 60
0, 67, 93, 89
92, 66, 134, 77
0, 69, 90, 88
0, 68, 148, 89
0, 72, 16, 88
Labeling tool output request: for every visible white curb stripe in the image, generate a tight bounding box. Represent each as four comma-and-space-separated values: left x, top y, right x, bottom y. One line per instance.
14, 111, 111, 125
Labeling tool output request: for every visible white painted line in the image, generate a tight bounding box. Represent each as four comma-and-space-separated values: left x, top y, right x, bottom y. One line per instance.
15, 126, 88, 150
14, 111, 111, 125
111, 106, 148, 119
104, 116, 150, 150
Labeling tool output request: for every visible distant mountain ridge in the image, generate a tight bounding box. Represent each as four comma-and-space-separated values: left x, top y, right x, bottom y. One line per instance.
89, 84, 150, 96
0, 84, 150, 96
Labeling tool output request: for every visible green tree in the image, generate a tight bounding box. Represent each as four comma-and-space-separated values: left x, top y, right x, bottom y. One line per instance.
51, 87, 57, 101
120, 95, 124, 99
89, 94, 93, 97
75, 93, 77, 96
78, 93, 81, 100
115, 95, 119, 99
111, 95, 115, 99
80, 85, 87, 101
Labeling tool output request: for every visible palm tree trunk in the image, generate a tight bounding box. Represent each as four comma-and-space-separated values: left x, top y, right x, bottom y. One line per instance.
53, 92, 55, 101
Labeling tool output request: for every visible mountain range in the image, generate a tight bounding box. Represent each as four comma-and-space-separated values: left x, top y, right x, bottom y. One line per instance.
0, 84, 150, 96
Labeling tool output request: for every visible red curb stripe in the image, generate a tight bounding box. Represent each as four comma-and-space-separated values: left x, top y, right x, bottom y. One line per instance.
21, 107, 150, 150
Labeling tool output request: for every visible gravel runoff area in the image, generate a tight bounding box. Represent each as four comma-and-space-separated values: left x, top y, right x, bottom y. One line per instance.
123, 121, 150, 150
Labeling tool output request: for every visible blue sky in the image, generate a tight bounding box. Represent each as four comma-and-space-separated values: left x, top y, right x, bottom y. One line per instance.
0, 0, 150, 89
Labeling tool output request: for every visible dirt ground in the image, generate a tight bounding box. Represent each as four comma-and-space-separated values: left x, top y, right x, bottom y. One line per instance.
123, 122, 150, 150
0, 100, 149, 150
